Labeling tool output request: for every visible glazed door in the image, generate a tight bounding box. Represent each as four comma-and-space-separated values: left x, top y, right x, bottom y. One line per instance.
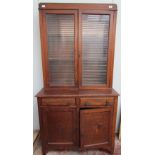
40, 10, 78, 87
79, 10, 116, 88
80, 108, 113, 150
41, 107, 78, 149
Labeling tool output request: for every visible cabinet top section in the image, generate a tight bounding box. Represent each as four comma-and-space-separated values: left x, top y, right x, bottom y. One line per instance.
39, 3, 117, 11
36, 88, 119, 97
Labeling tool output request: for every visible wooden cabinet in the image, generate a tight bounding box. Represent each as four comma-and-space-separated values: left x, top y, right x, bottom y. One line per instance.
36, 3, 119, 155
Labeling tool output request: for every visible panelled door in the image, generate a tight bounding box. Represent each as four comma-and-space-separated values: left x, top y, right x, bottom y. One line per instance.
80, 108, 113, 151
40, 10, 78, 87
41, 107, 78, 149
79, 10, 115, 88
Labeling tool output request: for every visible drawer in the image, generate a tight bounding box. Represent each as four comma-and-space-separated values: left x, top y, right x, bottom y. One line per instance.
80, 98, 107, 106
41, 98, 76, 106
80, 97, 114, 107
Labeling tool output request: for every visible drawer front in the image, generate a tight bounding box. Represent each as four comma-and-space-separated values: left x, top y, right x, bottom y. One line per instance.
41, 98, 76, 106
80, 98, 106, 106
80, 97, 114, 107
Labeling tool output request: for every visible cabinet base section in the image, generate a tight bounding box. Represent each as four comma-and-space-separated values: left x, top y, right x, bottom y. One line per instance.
37, 91, 119, 155
41, 145, 114, 155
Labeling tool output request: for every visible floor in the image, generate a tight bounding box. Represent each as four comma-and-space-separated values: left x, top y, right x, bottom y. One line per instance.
34, 137, 121, 155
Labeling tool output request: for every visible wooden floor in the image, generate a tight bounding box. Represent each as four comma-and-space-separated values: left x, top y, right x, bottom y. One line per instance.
34, 137, 121, 155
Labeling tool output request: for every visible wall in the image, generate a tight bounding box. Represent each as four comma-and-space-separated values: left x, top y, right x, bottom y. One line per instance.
33, 0, 121, 132
33, 0, 43, 129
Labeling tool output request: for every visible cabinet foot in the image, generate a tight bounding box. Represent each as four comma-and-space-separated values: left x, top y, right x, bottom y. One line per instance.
110, 149, 114, 155
42, 147, 46, 155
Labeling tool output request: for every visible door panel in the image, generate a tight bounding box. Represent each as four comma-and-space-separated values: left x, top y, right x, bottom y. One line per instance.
79, 10, 114, 88
41, 107, 78, 149
41, 10, 78, 87
81, 14, 109, 86
80, 108, 113, 150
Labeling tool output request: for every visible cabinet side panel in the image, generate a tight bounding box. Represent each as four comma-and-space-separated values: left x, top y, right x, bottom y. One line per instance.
39, 10, 49, 87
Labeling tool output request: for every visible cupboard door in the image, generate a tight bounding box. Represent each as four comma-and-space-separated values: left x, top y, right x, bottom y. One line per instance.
79, 11, 115, 88
41, 10, 78, 87
41, 107, 78, 149
80, 108, 113, 150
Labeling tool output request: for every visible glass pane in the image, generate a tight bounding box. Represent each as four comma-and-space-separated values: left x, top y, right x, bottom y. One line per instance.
82, 14, 110, 86
46, 14, 75, 86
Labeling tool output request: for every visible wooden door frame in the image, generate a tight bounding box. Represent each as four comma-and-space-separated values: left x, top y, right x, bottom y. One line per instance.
78, 10, 117, 89
39, 9, 78, 88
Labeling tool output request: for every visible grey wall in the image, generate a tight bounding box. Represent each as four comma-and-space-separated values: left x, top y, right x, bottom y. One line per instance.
33, 0, 121, 132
